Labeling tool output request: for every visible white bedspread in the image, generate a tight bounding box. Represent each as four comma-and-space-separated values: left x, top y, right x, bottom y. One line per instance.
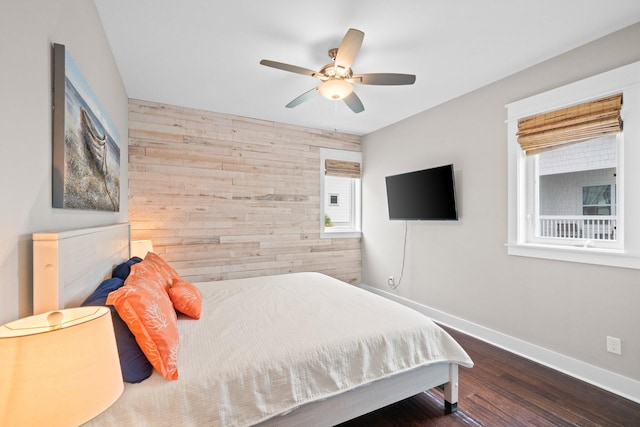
84, 272, 472, 426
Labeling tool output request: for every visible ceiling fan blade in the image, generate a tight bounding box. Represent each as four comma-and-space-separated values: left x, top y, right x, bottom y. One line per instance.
335, 28, 364, 70
260, 59, 318, 77
350, 73, 416, 85
343, 92, 364, 113
285, 87, 319, 108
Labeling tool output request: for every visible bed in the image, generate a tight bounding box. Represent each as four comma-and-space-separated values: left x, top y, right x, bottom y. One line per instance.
32, 223, 473, 426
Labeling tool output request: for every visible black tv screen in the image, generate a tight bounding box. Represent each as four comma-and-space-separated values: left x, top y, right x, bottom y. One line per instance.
385, 164, 458, 220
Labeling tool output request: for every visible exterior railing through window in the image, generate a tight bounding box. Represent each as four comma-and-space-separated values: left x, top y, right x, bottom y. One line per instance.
539, 216, 617, 241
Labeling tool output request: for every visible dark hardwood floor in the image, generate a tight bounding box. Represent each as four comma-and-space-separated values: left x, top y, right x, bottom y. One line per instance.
338, 326, 640, 426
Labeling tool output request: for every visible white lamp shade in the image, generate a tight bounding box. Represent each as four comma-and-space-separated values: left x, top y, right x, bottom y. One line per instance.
318, 79, 354, 100
0, 306, 123, 426
131, 239, 154, 258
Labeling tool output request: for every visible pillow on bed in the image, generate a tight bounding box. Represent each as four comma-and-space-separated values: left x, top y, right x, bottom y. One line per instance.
142, 252, 180, 289
112, 256, 143, 281
107, 263, 180, 380
81, 277, 153, 384
168, 279, 202, 319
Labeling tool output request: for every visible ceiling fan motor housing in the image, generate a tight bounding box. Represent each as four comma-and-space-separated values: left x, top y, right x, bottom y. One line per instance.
318, 63, 352, 79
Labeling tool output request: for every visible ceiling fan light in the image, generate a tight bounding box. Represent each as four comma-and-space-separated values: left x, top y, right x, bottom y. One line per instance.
318, 79, 353, 100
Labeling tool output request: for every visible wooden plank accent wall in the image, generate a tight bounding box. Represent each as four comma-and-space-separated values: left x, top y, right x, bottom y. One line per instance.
128, 99, 362, 284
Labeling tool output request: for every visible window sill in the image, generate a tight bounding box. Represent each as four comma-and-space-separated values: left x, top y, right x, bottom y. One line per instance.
321, 229, 362, 239
506, 242, 640, 269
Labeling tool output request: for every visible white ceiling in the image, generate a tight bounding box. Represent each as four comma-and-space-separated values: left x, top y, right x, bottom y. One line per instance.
94, 0, 640, 136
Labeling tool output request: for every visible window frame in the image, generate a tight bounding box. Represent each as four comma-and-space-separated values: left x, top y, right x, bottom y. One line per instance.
320, 148, 362, 238
506, 60, 640, 269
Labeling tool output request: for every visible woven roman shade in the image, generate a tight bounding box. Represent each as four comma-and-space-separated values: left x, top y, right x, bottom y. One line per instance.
325, 159, 361, 178
517, 93, 622, 156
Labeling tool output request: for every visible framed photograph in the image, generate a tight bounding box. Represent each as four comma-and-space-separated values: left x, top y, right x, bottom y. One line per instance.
52, 43, 120, 211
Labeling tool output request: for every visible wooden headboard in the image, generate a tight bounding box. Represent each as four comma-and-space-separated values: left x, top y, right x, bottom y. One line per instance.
32, 223, 130, 314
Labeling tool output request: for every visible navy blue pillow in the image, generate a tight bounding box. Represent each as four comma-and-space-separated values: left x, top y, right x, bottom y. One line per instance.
111, 256, 143, 281
82, 277, 152, 383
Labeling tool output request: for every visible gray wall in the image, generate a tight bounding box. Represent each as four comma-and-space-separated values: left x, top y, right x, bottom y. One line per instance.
362, 23, 640, 387
0, 1, 128, 323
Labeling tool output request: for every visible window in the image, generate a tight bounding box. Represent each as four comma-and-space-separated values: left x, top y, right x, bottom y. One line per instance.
507, 60, 640, 269
320, 148, 361, 237
582, 184, 613, 216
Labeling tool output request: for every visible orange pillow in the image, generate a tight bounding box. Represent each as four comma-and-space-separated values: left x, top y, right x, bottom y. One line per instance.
168, 279, 202, 319
107, 264, 179, 380
142, 252, 180, 291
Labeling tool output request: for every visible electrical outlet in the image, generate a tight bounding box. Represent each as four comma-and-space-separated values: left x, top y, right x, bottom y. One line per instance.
388, 276, 395, 287
606, 336, 622, 355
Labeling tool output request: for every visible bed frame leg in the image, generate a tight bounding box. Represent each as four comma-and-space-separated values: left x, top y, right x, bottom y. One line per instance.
445, 401, 458, 414
443, 364, 459, 414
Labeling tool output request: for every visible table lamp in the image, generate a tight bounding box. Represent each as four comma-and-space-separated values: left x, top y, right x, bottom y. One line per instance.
0, 306, 123, 426
131, 239, 154, 258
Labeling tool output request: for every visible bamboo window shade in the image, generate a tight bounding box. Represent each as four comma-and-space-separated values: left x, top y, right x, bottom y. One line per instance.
517, 93, 622, 156
325, 159, 361, 178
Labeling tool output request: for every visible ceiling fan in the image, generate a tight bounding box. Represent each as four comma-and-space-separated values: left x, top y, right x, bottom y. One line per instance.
260, 28, 416, 114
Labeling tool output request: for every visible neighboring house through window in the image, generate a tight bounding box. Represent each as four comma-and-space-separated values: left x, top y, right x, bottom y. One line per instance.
537, 134, 618, 242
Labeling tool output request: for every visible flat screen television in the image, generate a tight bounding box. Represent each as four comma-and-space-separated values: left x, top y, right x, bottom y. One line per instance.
385, 164, 458, 220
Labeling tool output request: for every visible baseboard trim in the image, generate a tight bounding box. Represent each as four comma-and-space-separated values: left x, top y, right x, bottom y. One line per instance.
361, 284, 640, 404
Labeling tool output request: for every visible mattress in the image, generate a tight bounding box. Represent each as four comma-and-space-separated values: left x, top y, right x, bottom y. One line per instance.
84, 272, 472, 426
